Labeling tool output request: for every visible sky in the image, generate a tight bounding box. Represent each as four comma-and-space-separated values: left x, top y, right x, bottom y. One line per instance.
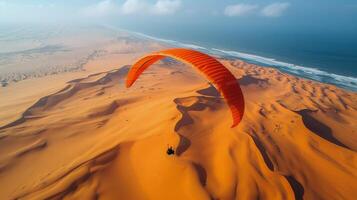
1, 0, 356, 32
1, 0, 356, 40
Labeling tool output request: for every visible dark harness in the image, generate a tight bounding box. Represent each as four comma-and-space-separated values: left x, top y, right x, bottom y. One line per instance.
167, 147, 175, 155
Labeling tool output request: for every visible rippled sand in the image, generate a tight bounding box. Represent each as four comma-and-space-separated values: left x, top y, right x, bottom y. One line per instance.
1, 51, 356, 199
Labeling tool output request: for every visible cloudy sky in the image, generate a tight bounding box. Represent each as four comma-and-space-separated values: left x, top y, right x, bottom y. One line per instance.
1, 0, 356, 30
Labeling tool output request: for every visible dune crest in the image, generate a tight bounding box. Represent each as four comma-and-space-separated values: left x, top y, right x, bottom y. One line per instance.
0, 59, 356, 200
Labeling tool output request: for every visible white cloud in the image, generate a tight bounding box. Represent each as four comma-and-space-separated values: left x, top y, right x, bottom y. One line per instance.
121, 0, 147, 15
261, 2, 290, 17
224, 4, 258, 16
81, 0, 119, 17
80, 0, 181, 17
121, 0, 181, 15
151, 0, 181, 15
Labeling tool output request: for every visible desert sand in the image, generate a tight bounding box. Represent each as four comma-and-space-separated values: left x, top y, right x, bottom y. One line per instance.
0, 49, 357, 200
0, 25, 165, 126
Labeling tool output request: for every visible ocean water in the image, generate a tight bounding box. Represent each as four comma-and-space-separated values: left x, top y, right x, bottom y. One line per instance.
128, 30, 357, 92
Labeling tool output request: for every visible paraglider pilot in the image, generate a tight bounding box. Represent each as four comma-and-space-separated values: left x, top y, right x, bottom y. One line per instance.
167, 146, 175, 155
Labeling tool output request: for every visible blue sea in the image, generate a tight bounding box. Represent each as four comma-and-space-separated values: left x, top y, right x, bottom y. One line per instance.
125, 28, 357, 92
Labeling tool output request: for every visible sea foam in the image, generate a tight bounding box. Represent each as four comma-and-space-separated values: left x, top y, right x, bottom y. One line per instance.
132, 31, 357, 92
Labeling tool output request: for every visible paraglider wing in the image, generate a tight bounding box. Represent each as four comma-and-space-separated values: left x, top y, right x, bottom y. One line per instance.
126, 48, 245, 127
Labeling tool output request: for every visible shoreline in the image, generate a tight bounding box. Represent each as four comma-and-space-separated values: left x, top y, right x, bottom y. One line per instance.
127, 29, 357, 92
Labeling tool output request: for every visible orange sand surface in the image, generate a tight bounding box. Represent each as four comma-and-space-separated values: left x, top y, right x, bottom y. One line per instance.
0, 31, 164, 126
0, 56, 357, 200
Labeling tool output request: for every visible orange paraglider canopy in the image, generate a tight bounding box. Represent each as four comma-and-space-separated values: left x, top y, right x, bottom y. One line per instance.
126, 48, 245, 127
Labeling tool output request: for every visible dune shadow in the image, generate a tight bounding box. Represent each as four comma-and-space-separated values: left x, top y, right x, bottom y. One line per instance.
249, 133, 274, 171
176, 133, 191, 156
88, 101, 120, 118
192, 163, 207, 186
196, 84, 220, 97
174, 103, 207, 132
173, 96, 221, 155
296, 109, 349, 150
174, 106, 194, 132
0, 66, 131, 131
0, 117, 26, 130
285, 175, 304, 200
238, 75, 268, 86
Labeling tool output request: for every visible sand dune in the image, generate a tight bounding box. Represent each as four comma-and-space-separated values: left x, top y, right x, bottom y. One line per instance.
0, 27, 166, 127
0, 58, 356, 200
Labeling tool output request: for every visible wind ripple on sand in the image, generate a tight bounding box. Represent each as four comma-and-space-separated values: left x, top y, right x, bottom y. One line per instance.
0, 60, 357, 200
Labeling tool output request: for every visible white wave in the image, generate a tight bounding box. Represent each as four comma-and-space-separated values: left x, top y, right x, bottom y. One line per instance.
211, 48, 357, 89
131, 31, 207, 50
212, 48, 322, 74
129, 30, 357, 91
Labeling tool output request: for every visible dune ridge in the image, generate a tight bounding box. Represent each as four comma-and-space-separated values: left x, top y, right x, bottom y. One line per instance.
0, 59, 356, 200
